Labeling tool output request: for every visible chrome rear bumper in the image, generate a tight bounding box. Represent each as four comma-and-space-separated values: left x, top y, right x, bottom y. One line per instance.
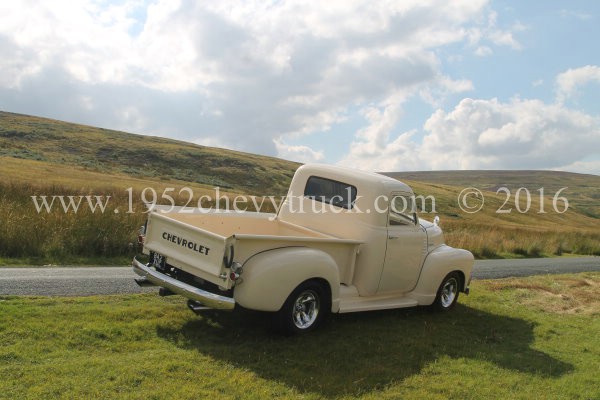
132, 257, 235, 311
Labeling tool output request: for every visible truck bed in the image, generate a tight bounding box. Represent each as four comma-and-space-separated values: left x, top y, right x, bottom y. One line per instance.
167, 211, 331, 239
143, 209, 362, 289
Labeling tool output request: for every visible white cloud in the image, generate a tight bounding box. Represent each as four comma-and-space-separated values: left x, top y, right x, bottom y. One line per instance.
340, 91, 419, 171
419, 76, 474, 107
340, 128, 420, 172
0, 1, 136, 85
194, 136, 227, 148
474, 46, 493, 57
274, 140, 324, 164
466, 9, 524, 53
559, 9, 593, 21
3, 1, 595, 177
342, 96, 600, 174
420, 98, 600, 170
0, 0, 516, 156
341, 74, 474, 171
556, 65, 600, 104
5, 2, 593, 175
488, 30, 521, 49
558, 160, 600, 175
342, 60, 600, 175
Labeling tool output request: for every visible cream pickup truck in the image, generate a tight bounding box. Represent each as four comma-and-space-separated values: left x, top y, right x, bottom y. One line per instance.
133, 164, 474, 334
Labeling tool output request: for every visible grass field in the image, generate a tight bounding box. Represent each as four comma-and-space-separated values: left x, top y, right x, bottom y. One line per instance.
1, 272, 598, 399
1, 110, 599, 263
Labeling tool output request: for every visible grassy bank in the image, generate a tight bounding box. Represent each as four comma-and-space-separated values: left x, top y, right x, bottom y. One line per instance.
1, 272, 598, 399
0, 179, 276, 264
1, 178, 599, 264
443, 221, 600, 259
0, 181, 145, 262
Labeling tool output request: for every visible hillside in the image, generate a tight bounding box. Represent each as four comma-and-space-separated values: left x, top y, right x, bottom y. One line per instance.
2, 110, 598, 201
0, 110, 598, 262
0, 111, 299, 195
384, 170, 600, 220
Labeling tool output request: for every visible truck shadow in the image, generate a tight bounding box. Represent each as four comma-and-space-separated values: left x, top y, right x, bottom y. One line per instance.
156, 304, 572, 397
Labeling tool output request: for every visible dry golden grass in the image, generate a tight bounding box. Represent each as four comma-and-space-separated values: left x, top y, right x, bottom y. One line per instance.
443, 221, 600, 258
0, 169, 277, 262
481, 273, 600, 315
407, 178, 600, 230
1, 157, 599, 262
0, 181, 145, 260
407, 178, 600, 258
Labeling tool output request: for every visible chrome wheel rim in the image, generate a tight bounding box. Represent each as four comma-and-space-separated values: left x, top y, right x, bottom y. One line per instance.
292, 290, 319, 329
440, 277, 458, 308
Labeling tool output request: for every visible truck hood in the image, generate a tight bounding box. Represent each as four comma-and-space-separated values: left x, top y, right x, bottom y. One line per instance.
420, 218, 445, 249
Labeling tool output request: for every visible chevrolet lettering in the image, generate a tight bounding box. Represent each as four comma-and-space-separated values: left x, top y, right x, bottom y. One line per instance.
161, 232, 210, 255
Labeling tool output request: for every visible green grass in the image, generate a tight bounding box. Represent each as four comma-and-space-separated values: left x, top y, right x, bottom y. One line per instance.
1, 273, 599, 399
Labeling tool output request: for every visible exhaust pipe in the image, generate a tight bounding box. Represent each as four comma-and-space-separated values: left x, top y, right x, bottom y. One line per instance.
159, 287, 175, 297
134, 278, 156, 287
187, 300, 212, 314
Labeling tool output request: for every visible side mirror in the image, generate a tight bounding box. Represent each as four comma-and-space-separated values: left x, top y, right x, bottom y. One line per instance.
433, 216, 440, 226
413, 212, 419, 225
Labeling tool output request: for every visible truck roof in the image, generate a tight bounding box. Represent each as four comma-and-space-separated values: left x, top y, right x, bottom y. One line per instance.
297, 164, 413, 194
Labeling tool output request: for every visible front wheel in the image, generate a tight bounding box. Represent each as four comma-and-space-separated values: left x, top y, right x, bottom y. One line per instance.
431, 272, 461, 311
273, 281, 329, 335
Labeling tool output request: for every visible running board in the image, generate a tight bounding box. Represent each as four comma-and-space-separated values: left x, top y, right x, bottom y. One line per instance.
338, 295, 418, 313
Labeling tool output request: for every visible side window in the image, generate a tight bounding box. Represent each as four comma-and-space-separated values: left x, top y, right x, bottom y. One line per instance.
304, 176, 357, 209
389, 195, 415, 226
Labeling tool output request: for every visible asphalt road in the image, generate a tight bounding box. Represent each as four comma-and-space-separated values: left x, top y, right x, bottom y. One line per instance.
0, 257, 599, 297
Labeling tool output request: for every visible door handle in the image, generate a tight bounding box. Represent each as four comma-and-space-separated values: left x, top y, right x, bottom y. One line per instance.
388, 235, 399, 239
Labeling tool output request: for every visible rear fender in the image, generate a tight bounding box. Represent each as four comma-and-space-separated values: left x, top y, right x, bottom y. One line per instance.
233, 247, 340, 312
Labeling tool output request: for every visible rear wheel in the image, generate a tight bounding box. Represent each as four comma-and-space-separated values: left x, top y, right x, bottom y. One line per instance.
431, 272, 461, 311
273, 281, 329, 335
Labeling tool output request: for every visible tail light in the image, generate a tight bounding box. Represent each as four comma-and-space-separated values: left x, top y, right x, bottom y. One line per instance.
137, 224, 146, 245
229, 262, 243, 281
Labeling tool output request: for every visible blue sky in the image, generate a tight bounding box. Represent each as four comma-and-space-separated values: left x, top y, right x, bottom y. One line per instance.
0, 1, 599, 173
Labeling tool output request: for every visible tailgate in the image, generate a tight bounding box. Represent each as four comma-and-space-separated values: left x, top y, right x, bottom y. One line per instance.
143, 211, 234, 288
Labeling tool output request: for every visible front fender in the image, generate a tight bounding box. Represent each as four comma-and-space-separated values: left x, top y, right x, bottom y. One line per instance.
233, 247, 340, 312
408, 245, 474, 305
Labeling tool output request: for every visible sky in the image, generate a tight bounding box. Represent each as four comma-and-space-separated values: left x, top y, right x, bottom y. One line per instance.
1, 0, 599, 174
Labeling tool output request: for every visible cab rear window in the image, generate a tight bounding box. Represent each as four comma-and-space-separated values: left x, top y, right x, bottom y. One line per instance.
304, 176, 357, 209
